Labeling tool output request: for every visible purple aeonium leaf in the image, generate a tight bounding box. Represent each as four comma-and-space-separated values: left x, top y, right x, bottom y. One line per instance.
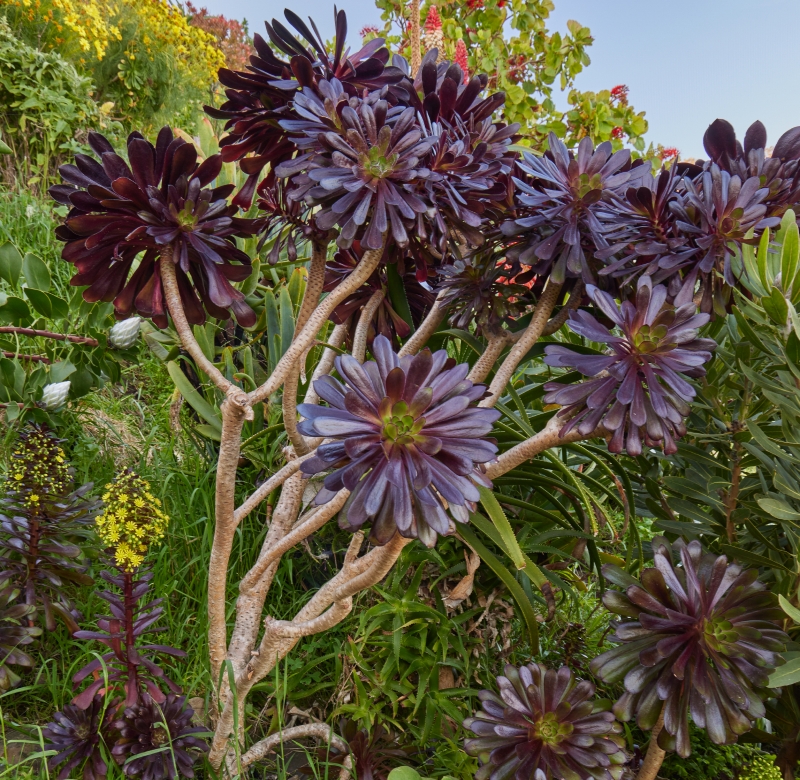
299, 336, 500, 547
543, 279, 716, 456
590, 537, 788, 759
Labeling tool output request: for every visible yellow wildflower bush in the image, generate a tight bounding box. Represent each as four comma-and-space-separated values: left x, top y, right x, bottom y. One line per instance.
96, 471, 169, 571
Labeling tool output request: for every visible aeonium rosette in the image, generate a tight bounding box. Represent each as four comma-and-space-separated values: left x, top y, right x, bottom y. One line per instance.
50, 128, 257, 328
297, 336, 500, 547
590, 537, 788, 758
543, 279, 715, 456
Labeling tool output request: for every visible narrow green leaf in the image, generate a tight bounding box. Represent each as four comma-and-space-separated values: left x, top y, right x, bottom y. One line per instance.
279, 286, 294, 358
386, 262, 414, 333
781, 215, 800, 295
719, 544, 792, 573
478, 486, 526, 570
457, 523, 539, 653
757, 497, 800, 525
768, 653, 800, 688
167, 361, 222, 433
757, 226, 772, 291
763, 287, 789, 327
779, 595, 800, 625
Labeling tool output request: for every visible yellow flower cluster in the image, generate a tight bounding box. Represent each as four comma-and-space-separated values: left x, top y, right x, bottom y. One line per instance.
124, 0, 224, 89
1, 0, 121, 60
8, 426, 70, 508
96, 471, 169, 572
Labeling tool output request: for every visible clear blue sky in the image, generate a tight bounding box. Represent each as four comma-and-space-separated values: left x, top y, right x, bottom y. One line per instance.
197, 0, 800, 158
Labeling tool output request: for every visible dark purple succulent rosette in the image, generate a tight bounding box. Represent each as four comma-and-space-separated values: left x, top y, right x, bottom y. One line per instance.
277, 77, 435, 251
50, 128, 256, 329
590, 537, 788, 759
205, 7, 408, 208
297, 336, 500, 547
44, 696, 109, 780
543, 280, 715, 456
463, 663, 627, 780
502, 132, 649, 284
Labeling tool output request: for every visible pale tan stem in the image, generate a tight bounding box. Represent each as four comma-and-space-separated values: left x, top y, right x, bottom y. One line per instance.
486, 414, 607, 480
295, 242, 329, 334
239, 489, 350, 593
160, 252, 232, 393
303, 318, 350, 407
481, 281, 564, 408
398, 293, 448, 357
468, 333, 509, 384
282, 367, 308, 454
239, 724, 353, 776
636, 707, 666, 780
208, 392, 253, 686
409, 0, 421, 76
265, 598, 353, 639
280, 244, 329, 455
542, 280, 584, 336
233, 452, 317, 526
352, 289, 385, 362
249, 243, 384, 405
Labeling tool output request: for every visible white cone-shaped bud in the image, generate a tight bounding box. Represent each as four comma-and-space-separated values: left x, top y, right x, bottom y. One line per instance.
109, 317, 142, 349
41, 380, 71, 410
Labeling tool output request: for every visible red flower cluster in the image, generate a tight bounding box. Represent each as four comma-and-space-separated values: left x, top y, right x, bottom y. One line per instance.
425, 5, 442, 31
186, 2, 251, 71
611, 126, 624, 140
610, 84, 629, 105
454, 39, 469, 84
467, 0, 484, 9
659, 146, 679, 160
360, 24, 380, 39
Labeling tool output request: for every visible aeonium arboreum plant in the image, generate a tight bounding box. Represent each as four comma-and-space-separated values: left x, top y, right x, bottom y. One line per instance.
543, 279, 715, 456
49, 128, 257, 328
0, 425, 98, 632
298, 335, 500, 547
463, 662, 628, 780
590, 537, 788, 770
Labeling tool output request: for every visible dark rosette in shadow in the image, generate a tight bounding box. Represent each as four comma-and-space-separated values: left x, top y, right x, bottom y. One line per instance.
277, 78, 435, 250
112, 693, 208, 778
502, 132, 649, 284
463, 663, 627, 780
43, 696, 109, 780
543, 280, 715, 456
591, 538, 788, 758
205, 8, 407, 207
438, 252, 533, 333
0, 585, 40, 691
297, 336, 500, 546
324, 245, 435, 346
50, 128, 256, 328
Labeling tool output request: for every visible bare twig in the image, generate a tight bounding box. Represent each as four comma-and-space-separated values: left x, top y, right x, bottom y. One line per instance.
303, 318, 350, 407
160, 252, 233, 394
2, 351, 49, 363
249, 242, 384, 405
398, 292, 448, 357
352, 289, 384, 362
0, 326, 98, 346
239, 723, 353, 776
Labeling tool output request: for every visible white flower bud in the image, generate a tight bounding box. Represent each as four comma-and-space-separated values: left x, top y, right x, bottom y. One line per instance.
40, 381, 71, 410
109, 317, 141, 349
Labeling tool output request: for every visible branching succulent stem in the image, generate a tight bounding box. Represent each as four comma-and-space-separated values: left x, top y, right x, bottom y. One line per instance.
352, 289, 385, 362
636, 707, 666, 780
468, 331, 509, 384
398, 292, 447, 357
409, 0, 421, 75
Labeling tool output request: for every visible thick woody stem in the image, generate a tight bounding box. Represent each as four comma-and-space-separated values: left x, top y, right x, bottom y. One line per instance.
468, 332, 509, 384
481, 281, 564, 407
2, 352, 49, 363
208, 391, 253, 686
398, 293, 448, 357
281, 243, 329, 455
486, 414, 607, 480
234, 451, 317, 526
542, 281, 584, 336
0, 326, 99, 346
636, 707, 666, 780
303, 318, 350, 407
160, 250, 233, 393
352, 289, 385, 362
239, 723, 353, 776
249, 243, 384, 405
410, 0, 421, 76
